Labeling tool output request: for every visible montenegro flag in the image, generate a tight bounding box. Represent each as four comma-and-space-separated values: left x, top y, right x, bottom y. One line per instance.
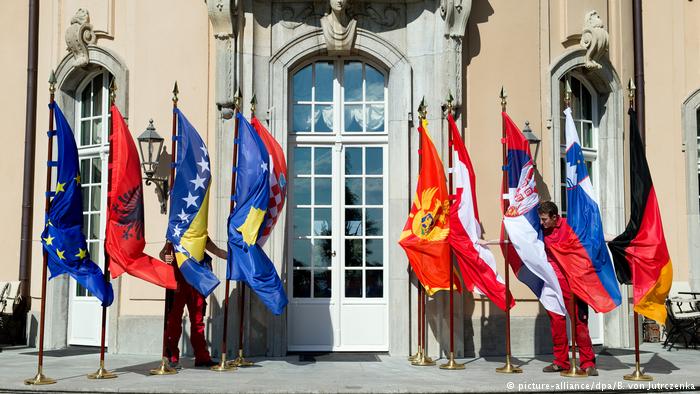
608, 108, 673, 324
399, 119, 453, 295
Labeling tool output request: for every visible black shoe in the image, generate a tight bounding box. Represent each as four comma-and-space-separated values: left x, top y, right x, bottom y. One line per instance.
194, 359, 218, 368
542, 363, 566, 372
585, 366, 599, 376
168, 361, 182, 370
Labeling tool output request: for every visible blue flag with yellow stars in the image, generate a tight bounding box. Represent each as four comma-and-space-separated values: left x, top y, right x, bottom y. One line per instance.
41, 103, 114, 307
166, 109, 220, 297
227, 113, 288, 315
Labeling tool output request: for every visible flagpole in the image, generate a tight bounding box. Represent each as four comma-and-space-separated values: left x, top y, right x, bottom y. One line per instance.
24, 70, 58, 386
211, 90, 243, 372
496, 87, 522, 374
230, 93, 256, 368
412, 98, 435, 367
623, 79, 652, 382
560, 79, 587, 378
88, 80, 119, 380
441, 94, 464, 370
407, 103, 423, 364
149, 82, 180, 376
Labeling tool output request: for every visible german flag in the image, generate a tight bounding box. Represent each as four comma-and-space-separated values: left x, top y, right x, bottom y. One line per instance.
608, 108, 673, 324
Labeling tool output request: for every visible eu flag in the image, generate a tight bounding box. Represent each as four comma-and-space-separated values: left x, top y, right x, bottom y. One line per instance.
166, 109, 220, 297
227, 113, 288, 315
41, 103, 113, 306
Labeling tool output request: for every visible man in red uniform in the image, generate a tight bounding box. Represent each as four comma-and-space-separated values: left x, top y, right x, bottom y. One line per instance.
538, 201, 598, 376
160, 238, 227, 369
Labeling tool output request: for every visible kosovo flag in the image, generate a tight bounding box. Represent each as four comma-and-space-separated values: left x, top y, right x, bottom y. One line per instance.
227, 113, 288, 315
166, 109, 220, 297
41, 103, 114, 306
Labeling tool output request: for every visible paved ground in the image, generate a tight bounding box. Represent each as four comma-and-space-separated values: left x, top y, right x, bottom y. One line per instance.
0, 343, 698, 393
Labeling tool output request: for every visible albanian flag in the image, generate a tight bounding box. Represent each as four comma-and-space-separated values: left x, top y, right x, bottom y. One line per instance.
608, 109, 673, 324
447, 114, 512, 311
106, 105, 177, 289
399, 119, 454, 295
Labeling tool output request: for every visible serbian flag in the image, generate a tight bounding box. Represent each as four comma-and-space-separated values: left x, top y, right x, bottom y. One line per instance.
447, 114, 512, 310
251, 116, 288, 246
501, 112, 566, 316
554, 107, 621, 313
399, 119, 454, 295
106, 106, 177, 289
608, 109, 673, 324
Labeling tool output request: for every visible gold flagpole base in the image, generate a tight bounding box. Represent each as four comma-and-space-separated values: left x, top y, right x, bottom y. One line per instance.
24, 367, 56, 385
87, 362, 117, 379
560, 355, 587, 377
411, 350, 436, 367
228, 349, 254, 367
408, 346, 422, 363
496, 355, 522, 374
149, 357, 177, 375
439, 352, 465, 370
624, 363, 653, 381
211, 353, 237, 372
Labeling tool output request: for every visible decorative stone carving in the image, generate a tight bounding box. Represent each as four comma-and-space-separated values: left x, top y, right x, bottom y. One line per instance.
65, 9, 96, 68
321, 0, 357, 55
352, 3, 400, 29
580, 10, 609, 70
281, 4, 322, 29
440, 0, 471, 38
208, 0, 238, 38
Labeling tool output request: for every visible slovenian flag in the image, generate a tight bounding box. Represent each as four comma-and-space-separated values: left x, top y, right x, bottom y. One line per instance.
501, 112, 566, 316
550, 107, 621, 313
447, 114, 512, 311
166, 109, 220, 297
608, 109, 672, 323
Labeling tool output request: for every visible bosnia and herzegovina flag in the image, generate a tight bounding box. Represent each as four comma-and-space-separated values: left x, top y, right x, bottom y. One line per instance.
500, 112, 566, 316
447, 114, 512, 311
227, 113, 287, 315
106, 105, 176, 289
557, 107, 621, 313
399, 119, 455, 295
166, 109, 220, 297
41, 102, 114, 306
608, 109, 673, 324
251, 116, 287, 247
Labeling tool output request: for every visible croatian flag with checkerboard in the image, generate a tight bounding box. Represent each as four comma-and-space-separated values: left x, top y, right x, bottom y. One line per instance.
251, 116, 287, 246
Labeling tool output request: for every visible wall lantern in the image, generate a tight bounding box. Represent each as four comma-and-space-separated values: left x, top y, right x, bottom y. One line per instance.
522, 120, 541, 164
137, 119, 168, 214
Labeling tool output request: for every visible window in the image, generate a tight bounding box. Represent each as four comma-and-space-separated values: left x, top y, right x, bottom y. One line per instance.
291, 60, 386, 134
75, 71, 112, 296
559, 76, 598, 215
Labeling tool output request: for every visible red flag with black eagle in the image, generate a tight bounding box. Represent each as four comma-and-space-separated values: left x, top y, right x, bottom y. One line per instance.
106, 105, 177, 289
608, 108, 673, 324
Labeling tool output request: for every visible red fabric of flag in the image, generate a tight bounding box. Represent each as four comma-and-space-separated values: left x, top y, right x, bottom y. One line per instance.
399, 119, 455, 295
106, 105, 177, 289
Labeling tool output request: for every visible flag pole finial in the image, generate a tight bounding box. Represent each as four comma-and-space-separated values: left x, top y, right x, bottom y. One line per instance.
443, 91, 454, 116
628, 78, 636, 109
48, 69, 57, 95
564, 78, 572, 108
109, 79, 116, 105
250, 94, 257, 116
172, 81, 179, 105
418, 97, 427, 119
234, 88, 242, 112
500, 86, 507, 112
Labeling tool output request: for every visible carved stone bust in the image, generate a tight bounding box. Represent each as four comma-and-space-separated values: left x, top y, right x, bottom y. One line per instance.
320, 0, 357, 55
580, 10, 609, 70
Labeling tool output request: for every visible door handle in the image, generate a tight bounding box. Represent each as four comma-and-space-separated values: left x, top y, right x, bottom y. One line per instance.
331, 250, 337, 257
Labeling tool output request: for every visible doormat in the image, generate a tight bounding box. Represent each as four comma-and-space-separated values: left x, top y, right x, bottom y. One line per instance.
294, 352, 383, 362
21, 345, 101, 357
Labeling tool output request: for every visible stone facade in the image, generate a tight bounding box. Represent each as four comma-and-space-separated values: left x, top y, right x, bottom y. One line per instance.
2, 0, 699, 359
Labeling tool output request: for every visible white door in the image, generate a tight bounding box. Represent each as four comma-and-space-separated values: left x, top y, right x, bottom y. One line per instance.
588, 310, 604, 345
68, 72, 111, 346
287, 60, 389, 351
